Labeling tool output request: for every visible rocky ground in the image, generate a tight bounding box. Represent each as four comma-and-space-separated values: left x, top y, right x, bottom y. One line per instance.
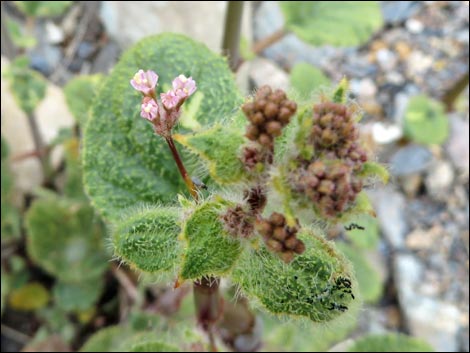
1, 1, 469, 352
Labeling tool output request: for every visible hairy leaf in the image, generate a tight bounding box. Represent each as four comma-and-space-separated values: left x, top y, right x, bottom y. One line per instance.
113, 205, 182, 274
83, 34, 241, 220
232, 228, 357, 322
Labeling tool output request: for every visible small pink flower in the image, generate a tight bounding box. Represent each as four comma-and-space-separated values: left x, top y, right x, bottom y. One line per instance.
140, 97, 159, 121
130, 69, 158, 95
160, 91, 181, 110
172, 74, 197, 98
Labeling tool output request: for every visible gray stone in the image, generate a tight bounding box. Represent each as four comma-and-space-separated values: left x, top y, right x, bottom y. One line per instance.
30, 44, 62, 76
350, 78, 377, 98
393, 92, 410, 125
446, 115, 469, 173
389, 145, 433, 177
394, 254, 461, 352
376, 49, 398, 71
368, 187, 408, 249
381, 1, 423, 24
249, 57, 289, 91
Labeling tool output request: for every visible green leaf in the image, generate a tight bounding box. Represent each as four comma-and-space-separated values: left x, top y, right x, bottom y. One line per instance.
263, 309, 357, 352
333, 77, 349, 104
341, 191, 376, 222
344, 214, 380, 250
347, 333, 434, 352
112, 205, 182, 274
240, 36, 256, 61
14, 1, 72, 17
5, 56, 47, 114
130, 342, 179, 352
1, 136, 21, 241
280, 1, 383, 47
83, 34, 242, 221
64, 74, 103, 127
25, 195, 108, 282
358, 161, 389, 184
9, 282, 49, 311
180, 200, 242, 280
80, 326, 130, 352
6, 18, 37, 49
337, 243, 382, 304
62, 138, 86, 199
173, 124, 247, 185
404, 95, 449, 145
53, 280, 103, 311
232, 227, 357, 322
290, 63, 330, 98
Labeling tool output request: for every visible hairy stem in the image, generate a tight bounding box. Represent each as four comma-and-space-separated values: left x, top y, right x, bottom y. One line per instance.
252, 28, 287, 55
193, 276, 222, 352
165, 136, 198, 200
222, 1, 244, 71
165, 135, 221, 350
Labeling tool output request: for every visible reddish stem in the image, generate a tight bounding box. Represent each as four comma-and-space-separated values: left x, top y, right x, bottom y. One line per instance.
165, 136, 198, 200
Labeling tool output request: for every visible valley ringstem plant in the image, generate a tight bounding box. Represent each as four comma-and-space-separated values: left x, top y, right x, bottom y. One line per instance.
82, 34, 388, 350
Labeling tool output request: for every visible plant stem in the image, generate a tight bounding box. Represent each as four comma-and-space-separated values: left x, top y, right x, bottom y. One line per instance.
252, 28, 287, 55
164, 135, 222, 350
26, 112, 52, 181
0, 3, 17, 60
442, 71, 469, 112
193, 276, 222, 352
165, 136, 198, 200
222, 1, 244, 71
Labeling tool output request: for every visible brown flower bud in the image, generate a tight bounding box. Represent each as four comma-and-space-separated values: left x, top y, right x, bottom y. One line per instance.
269, 212, 285, 227
266, 121, 283, 137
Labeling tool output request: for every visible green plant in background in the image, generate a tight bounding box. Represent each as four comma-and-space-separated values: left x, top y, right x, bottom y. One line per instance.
404, 94, 449, 145
2, 55, 110, 343
280, 1, 383, 47
347, 333, 434, 352
290, 62, 331, 99
14, 1, 72, 18
81, 33, 389, 351
64, 75, 104, 127
1, 136, 21, 242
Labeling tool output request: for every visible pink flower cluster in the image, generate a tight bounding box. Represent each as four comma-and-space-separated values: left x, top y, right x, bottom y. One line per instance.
130, 70, 197, 137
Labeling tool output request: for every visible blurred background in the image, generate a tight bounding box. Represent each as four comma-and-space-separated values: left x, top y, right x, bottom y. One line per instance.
1, 1, 468, 352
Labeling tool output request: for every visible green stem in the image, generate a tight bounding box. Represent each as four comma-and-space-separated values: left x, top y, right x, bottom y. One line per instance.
222, 1, 244, 71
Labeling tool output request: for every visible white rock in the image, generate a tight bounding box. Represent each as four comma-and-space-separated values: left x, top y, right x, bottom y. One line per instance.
45, 21, 65, 44
406, 18, 424, 34
376, 49, 398, 71
372, 122, 403, 144
100, 1, 251, 53
249, 57, 289, 91
425, 161, 455, 199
